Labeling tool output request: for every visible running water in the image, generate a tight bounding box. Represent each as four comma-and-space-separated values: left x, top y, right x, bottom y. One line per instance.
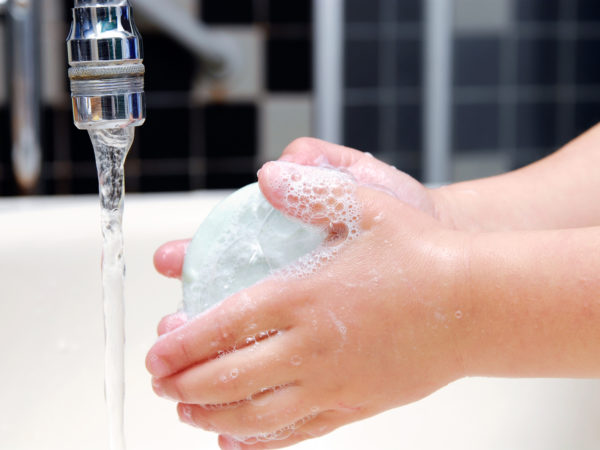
89, 127, 135, 450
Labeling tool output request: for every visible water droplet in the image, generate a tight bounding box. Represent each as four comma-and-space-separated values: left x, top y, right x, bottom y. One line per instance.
230, 368, 239, 379
290, 355, 303, 366
455, 310, 463, 319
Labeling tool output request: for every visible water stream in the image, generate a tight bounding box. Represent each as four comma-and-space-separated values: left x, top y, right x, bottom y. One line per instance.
89, 127, 135, 450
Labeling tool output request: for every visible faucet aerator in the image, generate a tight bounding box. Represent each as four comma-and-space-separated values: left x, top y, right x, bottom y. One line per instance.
66, 0, 146, 130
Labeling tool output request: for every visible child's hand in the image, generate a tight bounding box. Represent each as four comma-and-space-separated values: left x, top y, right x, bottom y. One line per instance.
277, 138, 440, 222
147, 161, 468, 449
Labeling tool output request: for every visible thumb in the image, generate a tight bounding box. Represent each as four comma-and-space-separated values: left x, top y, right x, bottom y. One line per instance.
258, 160, 361, 236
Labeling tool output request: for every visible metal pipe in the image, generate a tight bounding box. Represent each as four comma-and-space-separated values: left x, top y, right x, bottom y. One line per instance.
313, 0, 344, 144
8, 0, 42, 193
423, 0, 454, 184
132, 0, 240, 78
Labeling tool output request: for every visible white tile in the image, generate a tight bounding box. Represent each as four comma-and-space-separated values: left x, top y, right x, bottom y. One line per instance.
260, 96, 313, 163
454, 0, 513, 34
452, 151, 511, 182
134, 0, 198, 31
193, 27, 263, 103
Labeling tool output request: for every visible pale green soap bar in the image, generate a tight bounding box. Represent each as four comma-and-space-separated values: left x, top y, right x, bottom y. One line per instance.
182, 183, 326, 317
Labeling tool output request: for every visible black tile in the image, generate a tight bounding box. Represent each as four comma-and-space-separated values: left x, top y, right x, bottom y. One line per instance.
396, 103, 422, 151
344, 105, 380, 153
397, 0, 422, 22
138, 108, 190, 159
453, 103, 499, 151
454, 37, 501, 86
42, 107, 57, 164
345, 40, 379, 88
140, 174, 190, 192
201, 0, 254, 24
266, 38, 312, 92
71, 174, 100, 195
577, 0, 600, 22
0, 106, 10, 166
516, 0, 560, 22
143, 33, 196, 92
345, 0, 380, 22
206, 171, 257, 189
0, 170, 18, 196
516, 102, 557, 149
64, 0, 73, 25
575, 39, 600, 84
70, 125, 97, 162
512, 148, 547, 169
575, 101, 600, 136
268, 0, 311, 24
204, 103, 257, 158
396, 38, 422, 86
517, 38, 559, 85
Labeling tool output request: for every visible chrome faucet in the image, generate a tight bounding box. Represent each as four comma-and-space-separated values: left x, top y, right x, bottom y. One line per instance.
66, 0, 145, 130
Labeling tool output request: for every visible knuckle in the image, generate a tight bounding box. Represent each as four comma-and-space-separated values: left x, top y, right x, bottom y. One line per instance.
212, 314, 236, 349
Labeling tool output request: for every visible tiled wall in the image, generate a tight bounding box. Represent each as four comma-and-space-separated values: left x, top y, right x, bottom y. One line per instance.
0, 0, 313, 195
344, 0, 600, 181
1, 0, 600, 195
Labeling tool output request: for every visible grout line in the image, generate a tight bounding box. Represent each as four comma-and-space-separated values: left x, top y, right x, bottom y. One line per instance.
499, 0, 518, 167
378, 0, 398, 160
556, 0, 578, 143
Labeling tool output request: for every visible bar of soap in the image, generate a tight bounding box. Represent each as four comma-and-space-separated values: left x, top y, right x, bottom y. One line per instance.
182, 183, 326, 317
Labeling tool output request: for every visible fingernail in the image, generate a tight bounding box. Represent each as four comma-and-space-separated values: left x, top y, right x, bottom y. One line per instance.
151, 377, 164, 396
279, 154, 295, 162
179, 404, 195, 425
147, 353, 169, 377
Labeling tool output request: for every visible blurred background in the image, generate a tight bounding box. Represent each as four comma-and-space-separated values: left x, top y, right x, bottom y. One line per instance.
1, 0, 600, 196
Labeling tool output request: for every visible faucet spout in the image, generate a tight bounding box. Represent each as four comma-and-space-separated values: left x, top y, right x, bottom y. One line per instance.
66, 0, 145, 130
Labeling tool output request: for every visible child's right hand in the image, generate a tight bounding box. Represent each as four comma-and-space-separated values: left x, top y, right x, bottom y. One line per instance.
148, 161, 469, 448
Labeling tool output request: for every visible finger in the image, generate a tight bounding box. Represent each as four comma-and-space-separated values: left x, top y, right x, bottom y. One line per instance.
146, 278, 302, 378
152, 330, 305, 404
258, 161, 359, 228
277, 138, 434, 215
218, 410, 366, 449
279, 137, 364, 168
153, 330, 306, 405
153, 239, 190, 278
157, 312, 188, 336
177, 385, 316, 438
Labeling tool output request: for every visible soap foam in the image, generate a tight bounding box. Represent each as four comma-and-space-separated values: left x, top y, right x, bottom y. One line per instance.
271, 162, 361, 279
230, 413, 317, 444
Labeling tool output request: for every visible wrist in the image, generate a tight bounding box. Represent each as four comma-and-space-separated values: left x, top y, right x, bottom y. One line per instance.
426, 228, 476, 381
428, 184, 470, 231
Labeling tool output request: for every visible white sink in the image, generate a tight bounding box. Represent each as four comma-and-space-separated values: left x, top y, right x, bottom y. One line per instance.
1, 193, 599, 450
